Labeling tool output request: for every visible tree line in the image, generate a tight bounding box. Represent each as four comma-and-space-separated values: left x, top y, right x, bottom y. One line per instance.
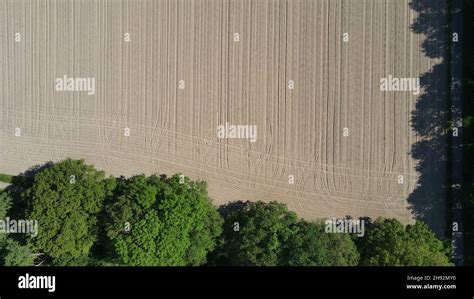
0, 159, 452, 266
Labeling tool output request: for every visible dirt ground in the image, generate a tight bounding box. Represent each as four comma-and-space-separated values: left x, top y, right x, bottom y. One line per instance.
0, 0, 447, 235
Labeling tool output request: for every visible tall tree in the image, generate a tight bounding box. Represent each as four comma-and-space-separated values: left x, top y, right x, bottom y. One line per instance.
358, 218, 452, 266
280, 220, 359, 266
21, 159, 116, 265
215, 201, 298, 266
105, 174, 222, 266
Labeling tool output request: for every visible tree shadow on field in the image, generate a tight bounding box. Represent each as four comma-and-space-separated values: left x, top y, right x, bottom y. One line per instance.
408, 0, 451, 238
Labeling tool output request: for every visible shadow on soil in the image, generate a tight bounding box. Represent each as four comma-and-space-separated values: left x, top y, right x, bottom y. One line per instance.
408, 0, 451, 237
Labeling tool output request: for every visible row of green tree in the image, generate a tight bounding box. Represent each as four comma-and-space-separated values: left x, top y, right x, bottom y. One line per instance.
0, 159, 452, 266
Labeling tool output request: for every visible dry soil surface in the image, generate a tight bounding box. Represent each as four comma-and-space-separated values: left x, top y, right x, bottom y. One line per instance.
0, 0, 447, 234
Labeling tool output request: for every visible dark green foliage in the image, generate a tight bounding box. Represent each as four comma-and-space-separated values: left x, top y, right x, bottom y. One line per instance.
0, 192, 35, 266
216, 201, 297, 266
0, 192, 12, 258
0, 159, 454, 267
280, 221, 359, 266
3, 239, 36, 266
0, 191, 10, 221
214, 201, 359, 266
21, 159, 116, 265
358, 218, 452, 266
105, 174, 223, 266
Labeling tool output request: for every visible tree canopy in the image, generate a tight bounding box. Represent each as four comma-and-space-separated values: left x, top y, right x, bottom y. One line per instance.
280, 220, 360, 266
21, 159, 116, 265
105, 174, 223, 266
0, 192, 35, 266
0, 159, 453, 267
214, 201, 360, 266
358, 218, 452, 266
215, 201, 297, 266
